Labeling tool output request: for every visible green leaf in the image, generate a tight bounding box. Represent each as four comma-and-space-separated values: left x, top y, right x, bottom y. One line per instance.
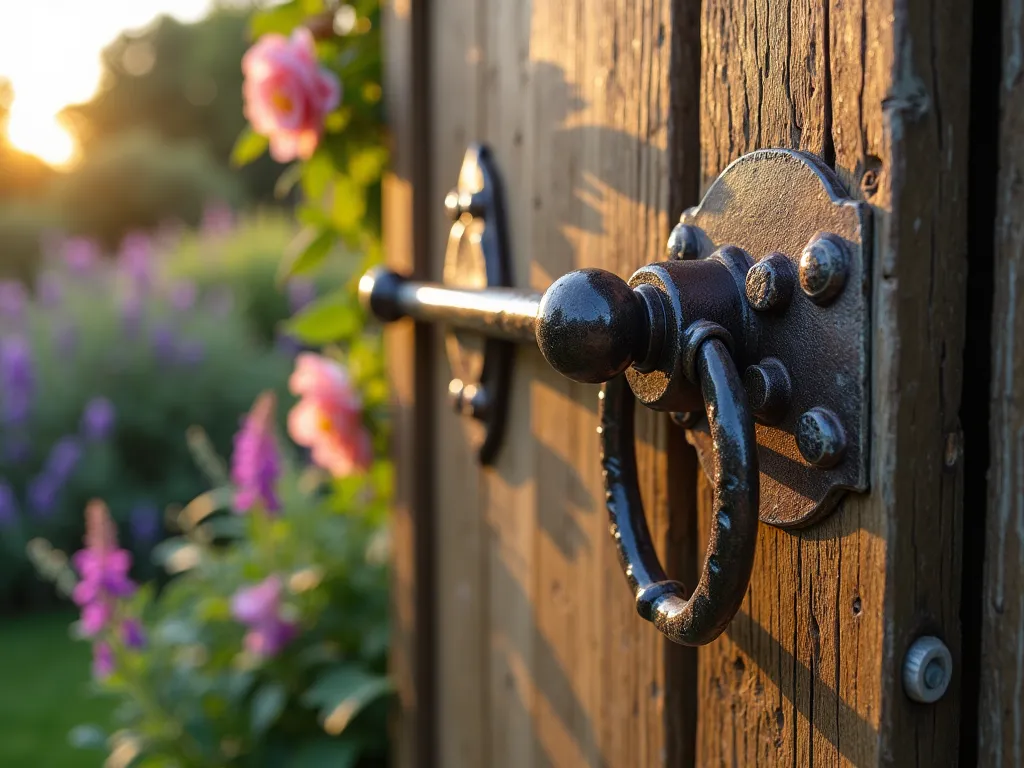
251, 682, 288, 735
349, 146, 388, 185
301, 151, 336, 201
230, 129, 269, 168
274, 163, 304, 199
301, 665, 395, 736
249, 1, 306, 37
286, 738, 360, 768
329, 176, 366, 235
279, 227, 338, 281
284, 292, 361, 344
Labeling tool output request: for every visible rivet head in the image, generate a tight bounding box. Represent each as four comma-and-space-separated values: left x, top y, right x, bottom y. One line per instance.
449, 379, 490, 420
743, 358, 792, 424
745, 252, 795, 311
666, 223, 707, 261
444, 189, 462, 221
799, 233, 849, 305
795, 407, 846, 467
902, 636, 953, 704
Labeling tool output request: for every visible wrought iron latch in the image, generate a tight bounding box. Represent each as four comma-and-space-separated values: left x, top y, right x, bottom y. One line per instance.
360, 145, 871, 645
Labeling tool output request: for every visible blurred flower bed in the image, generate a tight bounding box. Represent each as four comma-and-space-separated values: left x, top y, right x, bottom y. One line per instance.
0, 0, 395, 763
0, 211, 314, 608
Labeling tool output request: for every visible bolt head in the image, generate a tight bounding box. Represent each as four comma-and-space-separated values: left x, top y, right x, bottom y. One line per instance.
902, 635, 953, 704
745, 252, 795, 311
795, 407, 846, 467
743, 358, 792, 424
799, 234, 849, 305
666, 223, 707, 261
444, 189, 462, 221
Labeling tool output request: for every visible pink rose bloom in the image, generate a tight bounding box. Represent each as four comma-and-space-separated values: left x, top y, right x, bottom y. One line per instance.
242, 28, 341, 162
287, 353, 372, 477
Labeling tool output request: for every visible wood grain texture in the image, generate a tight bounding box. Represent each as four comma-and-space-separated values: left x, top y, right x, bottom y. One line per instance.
696, 0, 969, 765
425, 0, 700, 765
978, 0, 1024, 762
382, 0, 435, 765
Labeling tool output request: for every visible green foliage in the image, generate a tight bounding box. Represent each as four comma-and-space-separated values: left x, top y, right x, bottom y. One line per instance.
52, 131, 242, 247
61, 7, 284, 205
0, 218, 303, 608
0, 202, 62, 284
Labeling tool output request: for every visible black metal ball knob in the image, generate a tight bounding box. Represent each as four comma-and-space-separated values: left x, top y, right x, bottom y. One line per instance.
535, 268, 649, 384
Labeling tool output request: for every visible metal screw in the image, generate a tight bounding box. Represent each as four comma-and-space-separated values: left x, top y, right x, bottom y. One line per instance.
795, 407, 846, 467
448, 379, 490, 420
798, 233, 849, 305
745, 252, 795, 312
444, 189, 485, 221
902, 636, 952, 704
666, 223, 707, 261
743, 358, 792, 424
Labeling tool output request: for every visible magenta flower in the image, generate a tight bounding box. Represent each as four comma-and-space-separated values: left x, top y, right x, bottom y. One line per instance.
242, 28, 340, 162
231, 575, 296, 657
81, 397, 116, 441
72, 501, 136, 638
92, 641, 114, 679
231, 393, 281, 513
288, 353, 372, 477
121, 619, 146, 650
62, 237, 101, 274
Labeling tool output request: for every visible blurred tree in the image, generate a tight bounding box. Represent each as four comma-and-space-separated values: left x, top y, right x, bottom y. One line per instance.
61, 5, 282, 203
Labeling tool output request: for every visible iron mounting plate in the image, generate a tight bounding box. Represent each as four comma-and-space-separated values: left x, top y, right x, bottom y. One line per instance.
442, 145, 514, 464
682, 150, 871, 528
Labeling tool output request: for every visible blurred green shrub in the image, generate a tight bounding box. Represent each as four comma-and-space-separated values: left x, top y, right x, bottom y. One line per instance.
52, 131, 242, 247
0, 202, 62, 284
0, 217, 304, 610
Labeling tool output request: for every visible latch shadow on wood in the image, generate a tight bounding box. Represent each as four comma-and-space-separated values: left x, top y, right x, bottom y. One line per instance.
360, 144, 871, 646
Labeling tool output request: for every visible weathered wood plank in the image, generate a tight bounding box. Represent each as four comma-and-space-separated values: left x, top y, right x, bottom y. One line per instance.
696, 0, 970, 764
425, 0, 700, 764
382, 0, 434, 765
978, 0, 1024, 762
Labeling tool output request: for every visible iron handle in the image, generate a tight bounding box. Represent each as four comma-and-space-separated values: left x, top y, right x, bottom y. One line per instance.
601, 331, 758, 645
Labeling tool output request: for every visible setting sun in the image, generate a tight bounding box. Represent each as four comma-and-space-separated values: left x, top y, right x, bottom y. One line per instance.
0, 0, 215, 168
7, 109, 77, 167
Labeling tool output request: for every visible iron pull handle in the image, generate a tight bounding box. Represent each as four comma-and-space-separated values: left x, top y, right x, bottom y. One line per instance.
601, 331, 758, 646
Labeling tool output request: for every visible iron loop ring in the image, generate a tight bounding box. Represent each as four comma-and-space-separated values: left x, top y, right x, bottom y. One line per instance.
599, 337, 759, 645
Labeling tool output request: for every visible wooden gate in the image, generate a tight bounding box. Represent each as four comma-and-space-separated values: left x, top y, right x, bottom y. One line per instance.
378, 0, 1018, 764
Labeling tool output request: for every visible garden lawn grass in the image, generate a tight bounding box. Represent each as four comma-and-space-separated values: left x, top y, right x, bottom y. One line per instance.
0, 612, 114, 767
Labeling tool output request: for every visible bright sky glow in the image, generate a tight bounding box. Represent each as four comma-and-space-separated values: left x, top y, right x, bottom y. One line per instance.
0, 1, 215, 166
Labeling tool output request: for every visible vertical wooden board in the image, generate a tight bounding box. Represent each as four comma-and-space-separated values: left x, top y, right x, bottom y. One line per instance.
429, 0, 487, 766
696, 0, 969, 765
382, 1, 433, 765
425, 0, 700, 765
979, 1, 1024, 763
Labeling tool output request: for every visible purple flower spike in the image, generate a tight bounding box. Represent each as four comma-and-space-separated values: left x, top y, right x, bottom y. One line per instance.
45, 436, 82, 481
170, 280, 197, 312
129, 502, 161, 544
122, 619, 146, 649
92, 641, 114, 679
231, 393, 281, 514
62, 237, 100, 274
0, 281, 27, 324
27, 474, 58, 518
36, 272, 62, 307
72, 501, 138, 641
0, 335, 34, 425
151, 324, 177, 364
81, 397, 116, 442
0, 481, 19, 525
118, 232, 155, 289
231, 575, 296, 658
